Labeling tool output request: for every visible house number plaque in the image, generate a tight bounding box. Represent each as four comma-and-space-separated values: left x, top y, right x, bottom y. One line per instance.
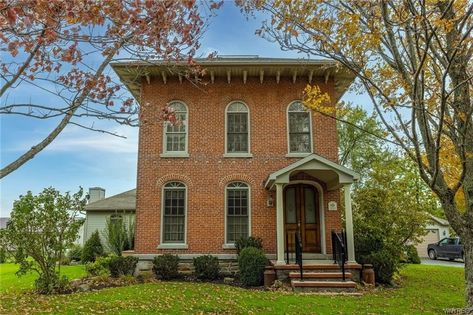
328, 201, 337, 211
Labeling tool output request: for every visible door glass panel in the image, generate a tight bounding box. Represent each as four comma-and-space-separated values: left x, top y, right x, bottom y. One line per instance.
304, 187, 316, 224
285, 188, 296, 224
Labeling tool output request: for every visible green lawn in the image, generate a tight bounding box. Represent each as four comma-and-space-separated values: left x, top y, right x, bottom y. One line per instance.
0, 263, 465, 314
0, 263, 86, 293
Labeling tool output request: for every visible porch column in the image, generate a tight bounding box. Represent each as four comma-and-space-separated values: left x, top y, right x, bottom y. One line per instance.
275, 183, 285, 265
344, 183, 356, 262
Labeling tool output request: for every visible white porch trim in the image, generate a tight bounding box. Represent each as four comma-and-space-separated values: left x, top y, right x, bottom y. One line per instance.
344, 183, 356, 262
275, 183, 286, 265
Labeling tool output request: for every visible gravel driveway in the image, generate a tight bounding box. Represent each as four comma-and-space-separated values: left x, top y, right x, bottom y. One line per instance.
421, 258, 465, 268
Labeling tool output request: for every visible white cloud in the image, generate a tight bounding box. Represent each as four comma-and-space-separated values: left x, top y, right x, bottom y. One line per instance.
9, 123, 139, 154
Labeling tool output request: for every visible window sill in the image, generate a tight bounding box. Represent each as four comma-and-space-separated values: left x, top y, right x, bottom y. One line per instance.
223, 153, 253, 158
222, 243, 236, 250
160, 153, 189, 158
157, 244, 188, 249
285, 152, 312, 158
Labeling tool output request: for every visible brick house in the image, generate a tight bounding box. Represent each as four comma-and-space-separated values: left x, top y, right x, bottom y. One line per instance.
112, 57, 362, 287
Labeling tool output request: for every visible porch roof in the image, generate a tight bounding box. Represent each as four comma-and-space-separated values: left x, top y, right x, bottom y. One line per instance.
265, 154, 360, 191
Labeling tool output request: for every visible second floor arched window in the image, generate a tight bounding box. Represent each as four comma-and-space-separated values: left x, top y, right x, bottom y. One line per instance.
226, 102, 249, 154
287, 101, 312, 154
163, 101, 188, 154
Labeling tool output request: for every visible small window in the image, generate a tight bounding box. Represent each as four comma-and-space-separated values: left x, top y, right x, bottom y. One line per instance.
110, 214, 123, 225
226, 102, 249, 153
226, 182, 250, 243
287, 101, 312, 153
163, 101, 188, 153
162, 182, 186, 243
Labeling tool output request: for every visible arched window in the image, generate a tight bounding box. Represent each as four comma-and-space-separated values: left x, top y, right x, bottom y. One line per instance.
162, 182, 186, 244
225, 182, 250, 243
287, 101, 312, 153
226, 102, 249, 154
163, 101, 188, 154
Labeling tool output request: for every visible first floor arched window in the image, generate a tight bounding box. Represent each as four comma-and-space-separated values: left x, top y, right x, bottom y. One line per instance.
162, 182, 186, 243
225, 182, 250, 243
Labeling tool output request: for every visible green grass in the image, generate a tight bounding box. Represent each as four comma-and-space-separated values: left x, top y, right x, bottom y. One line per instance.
0, 263, 465, 314
0, 263, 86, 293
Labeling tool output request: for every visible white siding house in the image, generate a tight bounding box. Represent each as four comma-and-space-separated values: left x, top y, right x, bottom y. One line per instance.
415, 215, 450, 258
83, 188, 136, 243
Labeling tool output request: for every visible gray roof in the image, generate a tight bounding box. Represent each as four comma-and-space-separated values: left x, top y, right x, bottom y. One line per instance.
429, 214, 449, 226
85, 189, 136, 211
0, 217, 10, 229
111, 56, 355, 104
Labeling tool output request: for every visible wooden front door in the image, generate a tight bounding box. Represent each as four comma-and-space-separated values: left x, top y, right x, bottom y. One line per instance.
284, 184, 320, 253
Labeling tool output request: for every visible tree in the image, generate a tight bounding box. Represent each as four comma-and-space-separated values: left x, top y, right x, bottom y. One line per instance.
0, 187, 86, 294
81, 230, 104, 263
0, 0, 222, 178
337, 103, 437, 283
353, 155, 433, 283
240, 0, 473, 306
337, 102, 388, 184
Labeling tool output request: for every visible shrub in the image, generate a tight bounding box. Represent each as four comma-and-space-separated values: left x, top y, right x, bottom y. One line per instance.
193, 255, 220, 280
0, 246, 6, 263
152, 254, 180, 280
67, 244, 83, 262
102, 216, 135, 256
109, 256, 139, 278
35, 274, 70, 294
235, 236, 263, 254
82, 231, 104, 263
85, 254, 116, 277
403, 245, 421, 264
355, 232, 401, 285
238, 247, 267, 286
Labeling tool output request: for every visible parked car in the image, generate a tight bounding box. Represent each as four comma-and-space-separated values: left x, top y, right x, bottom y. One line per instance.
427, 237, 464, 261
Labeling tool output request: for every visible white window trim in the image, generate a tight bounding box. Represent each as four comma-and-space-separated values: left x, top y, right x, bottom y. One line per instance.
223, 182, 251, 247
159, 181, 188, 248
161, 100, 189, 157
286, 100, 314, 155
224, 101, 251, 156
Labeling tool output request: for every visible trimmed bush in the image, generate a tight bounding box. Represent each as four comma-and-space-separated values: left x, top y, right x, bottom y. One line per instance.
404, 245, 421, 264
67, 244, 83, 262
85, 254, 116, 277
153, 254, 179, 280
82, 231, 104, 263
235, 236, 263, 254
238, 246, 267, 286
193, 255, 220, 280
109, 256, 139, 278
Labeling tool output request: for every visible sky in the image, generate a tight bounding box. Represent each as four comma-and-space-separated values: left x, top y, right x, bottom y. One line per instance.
0, 2, 372, 217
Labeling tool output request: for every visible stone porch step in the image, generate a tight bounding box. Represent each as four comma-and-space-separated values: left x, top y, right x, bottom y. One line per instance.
288, 271, 352, 280
272, 262, 361, 271
291, 280, 357, 292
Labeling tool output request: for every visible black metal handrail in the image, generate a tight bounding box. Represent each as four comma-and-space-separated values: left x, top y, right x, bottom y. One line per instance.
285, 230, 303, 280
332, 229, 347, 281
295, 231, 303, 281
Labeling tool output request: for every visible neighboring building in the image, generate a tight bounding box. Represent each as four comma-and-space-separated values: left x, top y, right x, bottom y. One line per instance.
0, 217, 10, 229
112, 57, 361, 288
416, 214, 450, 258
75, 220, 85, 246
83, 187, 135, 243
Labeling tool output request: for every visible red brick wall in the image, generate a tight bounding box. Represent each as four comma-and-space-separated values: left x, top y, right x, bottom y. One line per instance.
135, 74, 342, 255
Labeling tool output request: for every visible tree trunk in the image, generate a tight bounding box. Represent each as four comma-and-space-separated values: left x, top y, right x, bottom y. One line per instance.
464, 236, 473, 308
